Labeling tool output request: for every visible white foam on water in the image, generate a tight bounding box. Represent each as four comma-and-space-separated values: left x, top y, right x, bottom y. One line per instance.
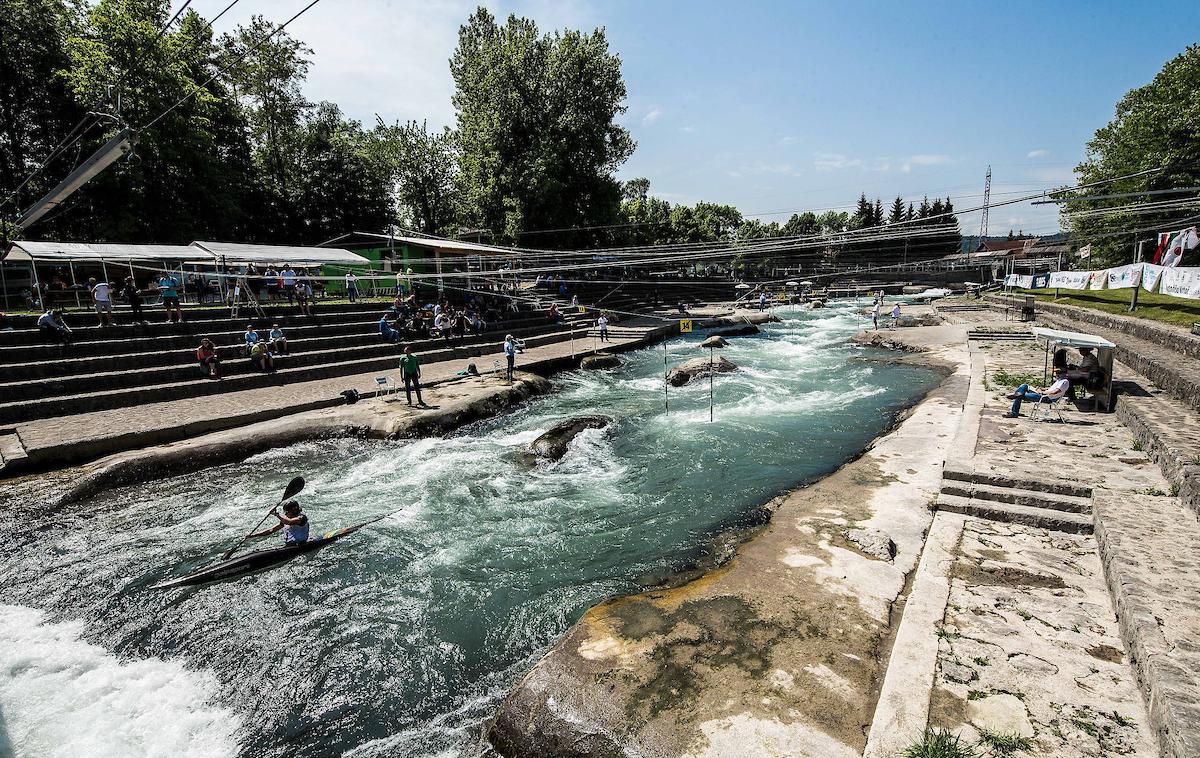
0, 605, 240, 758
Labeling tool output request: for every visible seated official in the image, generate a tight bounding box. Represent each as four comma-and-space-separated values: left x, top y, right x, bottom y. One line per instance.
1003, 366, 1070, 418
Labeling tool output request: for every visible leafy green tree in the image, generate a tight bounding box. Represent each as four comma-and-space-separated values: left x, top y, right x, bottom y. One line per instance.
371, 119, 460, 235
1066, 45, 1200, 266
58, 0, 256, 241
782, 211, 819, 237
0, 0, 83, 225
450, 7, 635, 247
293, 102, 392, 243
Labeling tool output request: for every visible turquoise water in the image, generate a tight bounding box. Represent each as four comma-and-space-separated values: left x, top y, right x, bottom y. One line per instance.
0, 300, 941, 758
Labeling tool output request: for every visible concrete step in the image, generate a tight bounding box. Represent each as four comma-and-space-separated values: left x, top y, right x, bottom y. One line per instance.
942, 460, 1092, 499
939, 480, 1092, 514
0, 431, 28, 473
0, 317, 561, 381
0, 323, 637, 423
935, 493, 1093, 534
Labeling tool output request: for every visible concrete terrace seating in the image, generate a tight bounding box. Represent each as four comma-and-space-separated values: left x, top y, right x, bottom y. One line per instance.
0, 301, 566, 424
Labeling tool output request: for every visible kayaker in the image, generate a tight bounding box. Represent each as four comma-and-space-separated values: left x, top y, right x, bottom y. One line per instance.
250, 500, 310, 545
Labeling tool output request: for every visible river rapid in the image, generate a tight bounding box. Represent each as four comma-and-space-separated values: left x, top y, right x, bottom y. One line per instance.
0, 300, 941, 758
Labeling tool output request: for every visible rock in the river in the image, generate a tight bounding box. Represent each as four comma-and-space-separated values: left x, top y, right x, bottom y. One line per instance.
711, 324, 760, 337
844, 527, 896, 561
712, 310, 780, 326
809, 299, 826, 309
581, 353, 621, 370
666, 356, 737, 387
529, 415, 613, 461
700, 335, 729, 349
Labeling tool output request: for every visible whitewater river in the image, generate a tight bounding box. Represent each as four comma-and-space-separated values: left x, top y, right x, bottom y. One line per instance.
0, 300, 941, 758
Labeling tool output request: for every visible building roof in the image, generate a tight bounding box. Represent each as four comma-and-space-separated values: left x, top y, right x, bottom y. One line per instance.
5, 241, 196, 263
191, 241, 369, 266
321, 231, 521, 257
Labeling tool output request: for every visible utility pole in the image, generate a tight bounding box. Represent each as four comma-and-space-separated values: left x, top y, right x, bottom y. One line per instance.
1130, 239, 1147, 312
976, 165, 992, 261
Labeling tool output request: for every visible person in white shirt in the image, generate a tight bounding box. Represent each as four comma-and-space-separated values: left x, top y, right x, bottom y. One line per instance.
89, 277, 114, 326
1004, 367, 1071, 418
597, 314, 609, 342
281, 265, 297, 303
344, 272, 359, 303
433, 311, 451, 341
871, 300, 881, 330
890, 303, 901, 330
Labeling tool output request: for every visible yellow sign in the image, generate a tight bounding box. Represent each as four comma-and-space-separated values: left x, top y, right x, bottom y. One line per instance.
680, 319, 693, 333
577, 305, 586, 313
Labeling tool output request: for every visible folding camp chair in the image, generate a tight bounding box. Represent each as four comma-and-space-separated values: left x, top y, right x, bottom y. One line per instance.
1029, 394, 1065, 423
374, 376, 396, 396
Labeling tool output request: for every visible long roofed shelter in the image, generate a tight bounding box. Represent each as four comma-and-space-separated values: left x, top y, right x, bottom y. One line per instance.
0, 240, 368, 310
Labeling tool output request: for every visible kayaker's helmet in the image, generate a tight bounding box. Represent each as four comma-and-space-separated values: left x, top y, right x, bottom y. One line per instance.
283, 500, 301, 515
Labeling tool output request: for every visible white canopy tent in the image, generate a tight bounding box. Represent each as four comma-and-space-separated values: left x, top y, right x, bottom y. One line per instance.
3, 241, 199, 308
1031, 327, 1117, 411
191, 241, 369, 267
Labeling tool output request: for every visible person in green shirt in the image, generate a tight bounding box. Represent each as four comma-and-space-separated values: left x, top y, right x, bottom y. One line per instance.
399, 345, 425, 406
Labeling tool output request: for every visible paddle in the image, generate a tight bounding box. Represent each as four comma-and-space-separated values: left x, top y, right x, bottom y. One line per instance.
220, 476, 306, 560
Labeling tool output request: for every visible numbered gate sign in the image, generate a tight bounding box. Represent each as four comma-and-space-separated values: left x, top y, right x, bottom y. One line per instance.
577, 305, 586, 313
680, 319, 693, 333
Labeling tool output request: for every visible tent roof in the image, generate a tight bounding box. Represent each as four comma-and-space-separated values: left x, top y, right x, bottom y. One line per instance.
321, 231, 520, 257
1032, 327, 1116, 349
192, 241, 369, 266
6, 241, 196, 263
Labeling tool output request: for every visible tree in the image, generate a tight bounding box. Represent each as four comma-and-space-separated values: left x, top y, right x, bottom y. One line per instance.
0, 0, 83, 227
58, 0, 256, 241
221, 15, 314, 237
450, 7, 635, 246
888, 196, 905, 224
372, 120, 460, 235
1066, 45, 1200, 266
293, 102, 392, 243
782, 211, 819, 237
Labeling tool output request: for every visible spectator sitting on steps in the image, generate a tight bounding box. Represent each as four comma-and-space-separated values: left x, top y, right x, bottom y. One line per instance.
196, 338, 222, 379
379, 313, 402, 343
37, 309, 71, 344
244, 324, 260, 356
250, 340, 276, 373
269, 323, 288, 355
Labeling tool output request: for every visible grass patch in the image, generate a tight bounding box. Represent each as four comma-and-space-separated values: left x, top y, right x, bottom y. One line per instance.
976, 729, 1033, 757
1136, 487, 1166, 496
972, 656, 991, 667
990, 369, 1043, 389
935, 625, 961, 642
1008, 288, 1200, 329
902, 728, 982, 758
1131, 439, 1145, 452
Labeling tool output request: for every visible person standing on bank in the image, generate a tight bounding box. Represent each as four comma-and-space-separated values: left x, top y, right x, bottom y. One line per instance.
157, 271, 183, 323
597, 313, 610, 342
871, 299, 881, 330
345, 271, 359, 303
890, 302, 901, 330
503, 334, 517, 381
399, 345, 425, 407
122, 276, 143, 321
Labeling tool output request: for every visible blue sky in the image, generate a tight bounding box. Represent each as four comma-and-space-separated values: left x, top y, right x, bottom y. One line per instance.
212, 0, 1200, 237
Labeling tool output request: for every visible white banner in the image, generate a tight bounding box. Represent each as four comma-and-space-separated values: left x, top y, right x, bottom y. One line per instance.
1088, 270, 1108, 290
1004, 273, 1018, 287
1141, 263, 1164, 293
1106, 263, 1143, 290
1049, 270, 1092, 289
1158, 266, 1200, 300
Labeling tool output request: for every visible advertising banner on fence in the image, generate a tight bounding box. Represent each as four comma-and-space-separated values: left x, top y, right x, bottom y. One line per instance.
1049, 270, 1092, 289
1089, 270, 1108, 290
1158, 266, 1200, 300
1106, 263, 1143, 290
1141, 263, 1164, 293
1030, 273, 1050, 289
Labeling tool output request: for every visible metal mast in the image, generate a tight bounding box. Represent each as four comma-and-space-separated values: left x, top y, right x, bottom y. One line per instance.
978, 165, 992, 244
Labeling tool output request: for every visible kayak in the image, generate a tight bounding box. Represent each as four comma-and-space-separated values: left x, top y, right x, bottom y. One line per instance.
150, 521, 374, 590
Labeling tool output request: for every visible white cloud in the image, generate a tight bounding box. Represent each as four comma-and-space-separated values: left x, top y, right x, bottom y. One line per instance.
813, 152, 863, 171
679, 125, 695, 133
778, 135, 799, 146
1027, 149, 1049, 158
642, 107, 662, 125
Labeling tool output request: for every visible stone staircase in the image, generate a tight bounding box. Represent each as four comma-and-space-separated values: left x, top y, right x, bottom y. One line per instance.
966, 329, 1035, 342
935, 460, 1094, 534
